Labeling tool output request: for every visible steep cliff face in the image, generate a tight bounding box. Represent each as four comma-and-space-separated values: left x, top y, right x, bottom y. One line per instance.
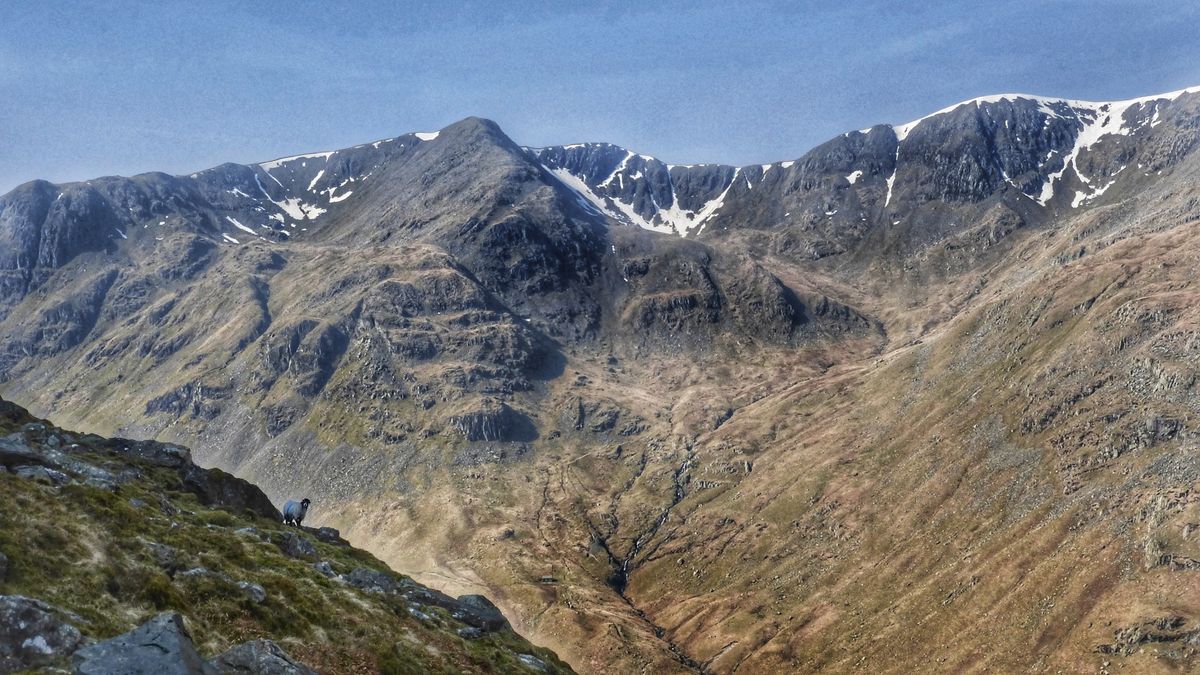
2, 86, 1200, 673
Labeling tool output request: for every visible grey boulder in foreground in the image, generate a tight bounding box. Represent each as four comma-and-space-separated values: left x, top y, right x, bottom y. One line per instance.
72, 613, 216, 675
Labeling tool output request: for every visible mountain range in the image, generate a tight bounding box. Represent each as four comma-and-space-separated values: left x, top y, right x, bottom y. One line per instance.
2, 84, 1200, 673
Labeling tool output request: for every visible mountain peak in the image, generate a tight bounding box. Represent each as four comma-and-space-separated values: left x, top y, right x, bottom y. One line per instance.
886, 84, 1200, 142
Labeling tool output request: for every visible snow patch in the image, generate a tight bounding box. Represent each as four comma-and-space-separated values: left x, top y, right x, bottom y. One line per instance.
545, 166, 609, 217
307, 169, 325, 192
884, 146, 900, 207
226, 216, 257, 235
846, 170, 863, 185
1071, 166, 1126, 208
414, 131, 439, 141
222, 233, 240, 244
650, 168, 738, 236
254, 174, 327, 220
546, 163, 736, 237
259, 151, 334, 171
599, 151, 633, 188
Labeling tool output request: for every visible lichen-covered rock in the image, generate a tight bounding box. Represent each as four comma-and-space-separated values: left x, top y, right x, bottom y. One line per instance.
0, 595, 84, 671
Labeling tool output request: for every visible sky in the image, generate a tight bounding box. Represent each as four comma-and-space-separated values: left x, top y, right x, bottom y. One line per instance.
2, 0, 1199, 193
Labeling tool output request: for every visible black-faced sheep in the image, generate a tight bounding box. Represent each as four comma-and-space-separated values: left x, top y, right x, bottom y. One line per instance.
283, 498, 311, 526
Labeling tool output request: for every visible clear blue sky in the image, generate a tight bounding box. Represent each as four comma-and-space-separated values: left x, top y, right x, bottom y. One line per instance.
3, 0, 1199, 193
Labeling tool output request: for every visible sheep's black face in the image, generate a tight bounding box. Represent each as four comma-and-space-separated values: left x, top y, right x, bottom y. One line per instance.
301, 498, 311, 508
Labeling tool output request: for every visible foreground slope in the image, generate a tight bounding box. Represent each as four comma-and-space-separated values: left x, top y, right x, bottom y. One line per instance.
1, 86, 1199, 672
0, 396, 570, 673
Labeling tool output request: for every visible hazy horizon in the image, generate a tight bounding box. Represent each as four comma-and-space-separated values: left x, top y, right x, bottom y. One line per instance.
3, 0, 1199, 193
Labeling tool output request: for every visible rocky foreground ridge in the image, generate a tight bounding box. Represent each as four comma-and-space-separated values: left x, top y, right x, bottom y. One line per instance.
0, 396, 569, 674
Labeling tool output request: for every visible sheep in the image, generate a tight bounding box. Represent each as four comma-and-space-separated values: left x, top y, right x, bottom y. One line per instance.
282, 498, 311, 527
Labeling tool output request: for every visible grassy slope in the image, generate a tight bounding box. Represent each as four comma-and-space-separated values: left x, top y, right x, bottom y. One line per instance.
0, 402, 571, 674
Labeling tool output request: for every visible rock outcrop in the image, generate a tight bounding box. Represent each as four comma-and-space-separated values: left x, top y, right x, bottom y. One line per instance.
209, 639, 316, 675
73, 613, 215, 675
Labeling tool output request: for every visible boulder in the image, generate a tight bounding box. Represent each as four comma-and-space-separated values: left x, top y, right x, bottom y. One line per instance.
453, 594, 511, 632
236, 582, 266, 604
0, 434, 45, 468
0, 595, 84, 671
312, 561, 335, 578
408, 607, 435, 623
177, 567, 216, 579
180, 463, 281, 521
158, 494, 181, 516
58, 454, 127, 488
73, 612, 215, 675
367, 579, 510, 633
209, 639, 316, 674
144, 541, 181, 573
341, 568, 404, 595
307, 526, 347, 546
277, 533, 318, 561
518, 653, 549, 672
0, 552, 7, 580
401, 584, 459, 612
